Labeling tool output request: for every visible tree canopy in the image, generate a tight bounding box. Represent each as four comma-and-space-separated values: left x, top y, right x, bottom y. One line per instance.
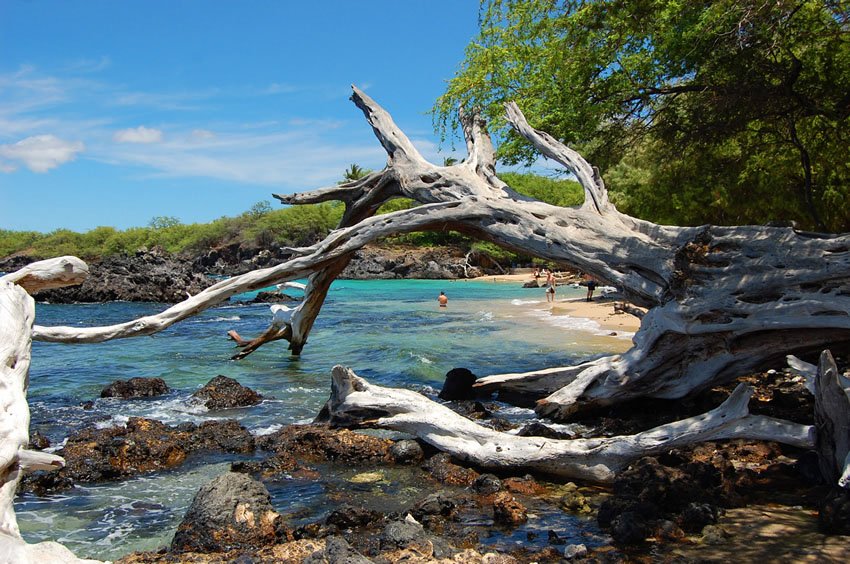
436, 0, 850, 232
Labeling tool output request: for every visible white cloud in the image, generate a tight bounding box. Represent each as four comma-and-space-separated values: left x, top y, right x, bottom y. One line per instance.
190, 129, 216, 141
0, 134, 84, 173
65, 56, 111, 73
263, 83, 296, 95
114, 126, 163, 144
97, 127, 385, 188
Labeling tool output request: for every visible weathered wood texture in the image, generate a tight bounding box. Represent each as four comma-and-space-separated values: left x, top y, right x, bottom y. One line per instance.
814, 350, 850, 488
29, 87, 850, 421
323, 366, 813, 483
1, 271, 100, 562
0, 256, 89, 294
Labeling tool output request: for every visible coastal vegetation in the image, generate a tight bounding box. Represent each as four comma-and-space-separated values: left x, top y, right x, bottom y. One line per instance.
436, 0, 850, 232
0, 171, 580, 273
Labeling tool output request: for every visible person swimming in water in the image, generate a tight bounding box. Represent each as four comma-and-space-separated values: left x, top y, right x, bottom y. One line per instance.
438, 291, 448, 307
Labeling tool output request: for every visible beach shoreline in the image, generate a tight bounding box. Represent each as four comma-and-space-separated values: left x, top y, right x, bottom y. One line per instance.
474, 273, 643, 334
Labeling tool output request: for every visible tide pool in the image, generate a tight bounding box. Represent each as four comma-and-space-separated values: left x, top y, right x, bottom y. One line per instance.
19, 278, 630, 559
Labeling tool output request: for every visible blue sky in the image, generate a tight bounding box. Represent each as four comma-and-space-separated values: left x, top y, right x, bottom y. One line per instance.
0, 1, 483, 232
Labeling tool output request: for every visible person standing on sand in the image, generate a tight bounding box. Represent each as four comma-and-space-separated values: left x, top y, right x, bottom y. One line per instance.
545, 271, 556, 303
585, 274, 598, 302
438, 291, 448, 307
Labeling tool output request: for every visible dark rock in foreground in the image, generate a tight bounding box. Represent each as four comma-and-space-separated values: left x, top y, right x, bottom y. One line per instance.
439, 367, 479, 400
191, 375, 264, 410
170, 472, 289, 554
101, 377, 169, 399
819, 487, 850, 535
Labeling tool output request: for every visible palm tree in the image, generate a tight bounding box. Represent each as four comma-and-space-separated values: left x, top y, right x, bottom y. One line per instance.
340, 163, 371, 183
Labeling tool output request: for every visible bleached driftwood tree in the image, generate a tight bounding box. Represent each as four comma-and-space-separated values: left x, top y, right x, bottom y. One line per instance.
6, 90, 850, 558
321, 366, 813, 483
0, 258, 102, 563
31, 87, 850, 422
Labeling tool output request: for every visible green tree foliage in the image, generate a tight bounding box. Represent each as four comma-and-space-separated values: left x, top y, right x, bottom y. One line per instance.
341, 163, 371, 183
0, 230, 45, 257
0, 171, 583, 260
501, 171, 583, 207
436, 0, 850, 231
148, 216, 183, 230
0, 202, 345, 260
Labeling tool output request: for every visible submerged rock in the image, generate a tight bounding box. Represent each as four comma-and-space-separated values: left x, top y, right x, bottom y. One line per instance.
170, 471, 288, 553
191, 375, 264, 410
101, 377, 169, 399
325, 504, 384, 531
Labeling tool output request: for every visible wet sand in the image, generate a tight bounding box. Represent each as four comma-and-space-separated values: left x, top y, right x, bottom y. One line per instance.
474, 273, 642, 334
551, 296, 642, 333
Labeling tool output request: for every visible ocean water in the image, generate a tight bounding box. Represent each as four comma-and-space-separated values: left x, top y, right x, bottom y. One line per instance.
17, 279, 631, 559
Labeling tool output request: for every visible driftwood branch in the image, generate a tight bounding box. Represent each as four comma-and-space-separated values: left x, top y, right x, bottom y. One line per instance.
0, 256, 88, 294
323, 366, 813, 483
25, 88, 850, 419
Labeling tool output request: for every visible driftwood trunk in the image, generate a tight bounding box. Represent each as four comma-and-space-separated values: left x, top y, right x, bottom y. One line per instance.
322, 366, 813, 483
29, 88, 850, 422
0, 261, 101, 563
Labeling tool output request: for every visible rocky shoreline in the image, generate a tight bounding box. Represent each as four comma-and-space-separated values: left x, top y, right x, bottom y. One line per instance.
19, 368, 850, 563
0, 244, 504, 304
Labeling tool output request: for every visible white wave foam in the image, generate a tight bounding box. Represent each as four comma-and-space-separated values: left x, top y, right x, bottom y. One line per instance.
528, 308, 629, 337
96, 415, 129, 429
510, 299, 542, 305
45, 437, 68, 454
194, 315, 240, 323
408, 351, 433, 364
252, 423, 284, 436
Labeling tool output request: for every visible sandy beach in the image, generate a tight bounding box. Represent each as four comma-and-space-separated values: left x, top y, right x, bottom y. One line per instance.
475, 272, 643, 334
550, 296, 642, 333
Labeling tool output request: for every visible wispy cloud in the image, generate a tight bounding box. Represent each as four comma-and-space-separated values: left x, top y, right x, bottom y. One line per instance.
114, 126, 164, 144
190, 129, 216, 141
65, 56, 111, 73
0, 134, 84, 172
0, 65, 391, 187
96, 127, 384, 188
263, 83, 297, 95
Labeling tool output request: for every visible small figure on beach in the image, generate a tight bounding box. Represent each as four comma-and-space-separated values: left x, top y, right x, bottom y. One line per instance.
584, 274, 598, 302
438, 291, 448, 307
545, 271, 556, 303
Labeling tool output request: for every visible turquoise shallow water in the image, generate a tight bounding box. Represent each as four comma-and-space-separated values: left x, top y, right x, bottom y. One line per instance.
18, 279, 630, 559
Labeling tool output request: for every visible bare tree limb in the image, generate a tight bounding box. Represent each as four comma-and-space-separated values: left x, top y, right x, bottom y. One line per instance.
323, 366, 813, 483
